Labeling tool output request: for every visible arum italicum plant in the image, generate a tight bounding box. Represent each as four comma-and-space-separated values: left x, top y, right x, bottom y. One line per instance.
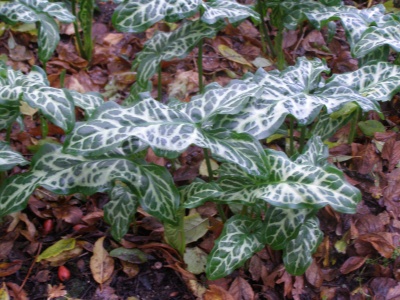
1, 0, 400, 280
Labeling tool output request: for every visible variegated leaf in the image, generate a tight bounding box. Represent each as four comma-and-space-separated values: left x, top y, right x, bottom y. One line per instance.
104, 181, 138, 241
325, 62, 400, 103
293, 135, 329, 167
133, 20, 224, 87
66, 90, 104, 117
206, 215, 265, 280
0, 2, 38, 24
0, 144, 179, 224
214, 57, 377, 139
64, 89, 268, 175
215, 138, 361, 214
310, 111, 354, 141
0, 172, 41, 218
23, 86, 75, 132
275, 1, 385, 48
112, 0, 201, 32
201, 0, 260, 25
40, 1, 75, 22
36, 13, 60, 63
263, 206, 311, 250
0, 141, 29, 172
0, 0, 74, 63
283, 216, 323, 275
0, 105, 20, 130
353, 18, 400, 58
180, 180, 223, 208
174, 80, 261, 123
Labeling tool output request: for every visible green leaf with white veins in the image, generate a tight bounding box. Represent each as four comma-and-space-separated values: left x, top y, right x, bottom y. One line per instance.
0, 105, 20, 130
325, 62, 400, 103
23, 85, 75, 132
275, 1, 386, 48
0, 2, 38, 24
283, 216, 323, 275
206, 215, 265, 280
36, 13, 60, 64
215, 137, 361, 213
263, 206, 312, 250
180, 180, 223, 208
66, 91, 104, 117
112, 0, 201, 32
0, 0, 75, 63
133, 20, 224, 87
353, 17, 400, 59
104, 181, 138, 241
0, 144, 179, 225
64, 82, 267, 175
214, 57, 377, 139
201, 0, 260, 25
0, 141, 29, 172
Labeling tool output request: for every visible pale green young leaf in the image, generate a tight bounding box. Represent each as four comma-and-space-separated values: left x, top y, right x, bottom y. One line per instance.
133, 20, 224, 87
201, 0, 260, 24
104, 182, 138, 241
283, 216, 323, 275
112, 0, 201, 32
0, 141, 29, 172
206, 215, 265, 280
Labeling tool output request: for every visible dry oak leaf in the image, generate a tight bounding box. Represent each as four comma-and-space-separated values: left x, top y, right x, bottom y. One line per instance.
90, 236, 115, 284
47, 284, 67, 299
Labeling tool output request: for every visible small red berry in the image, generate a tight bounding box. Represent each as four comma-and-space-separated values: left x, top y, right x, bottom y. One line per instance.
43, 219, 54, 236
58, 265, 71, 281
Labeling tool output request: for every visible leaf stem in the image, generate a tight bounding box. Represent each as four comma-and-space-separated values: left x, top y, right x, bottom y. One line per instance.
158, 64, 162, 101
275, 26, 285, 70
60, 69, 66, 88
203, 148, 226, 223
198, 39, 204, 94
40, 114, 48, 139
348, 108, 361, 144
257, 0, 276, 57
5, 125, 11, 142
289, 116, 295, 156
298, 126, 306, 153
72, 0, 85, 59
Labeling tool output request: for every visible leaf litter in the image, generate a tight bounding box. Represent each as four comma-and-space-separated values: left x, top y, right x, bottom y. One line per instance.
1, 0, 400, 299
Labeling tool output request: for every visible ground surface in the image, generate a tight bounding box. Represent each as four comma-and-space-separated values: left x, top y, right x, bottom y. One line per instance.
1, 0, 400, 299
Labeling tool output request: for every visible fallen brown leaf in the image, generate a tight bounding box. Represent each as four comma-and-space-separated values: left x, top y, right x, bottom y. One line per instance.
228, 277, 254, 300
204, 285, 234, 300
339, 256, 367, 274
0, 261, 22, 277
90, 236, 115, 285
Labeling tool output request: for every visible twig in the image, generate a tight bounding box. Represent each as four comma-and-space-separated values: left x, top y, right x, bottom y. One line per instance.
19, 242, 42, 293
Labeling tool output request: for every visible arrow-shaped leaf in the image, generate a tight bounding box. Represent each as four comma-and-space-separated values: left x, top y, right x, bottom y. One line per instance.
283, 216, 323, 275
206, 215, 265, 280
